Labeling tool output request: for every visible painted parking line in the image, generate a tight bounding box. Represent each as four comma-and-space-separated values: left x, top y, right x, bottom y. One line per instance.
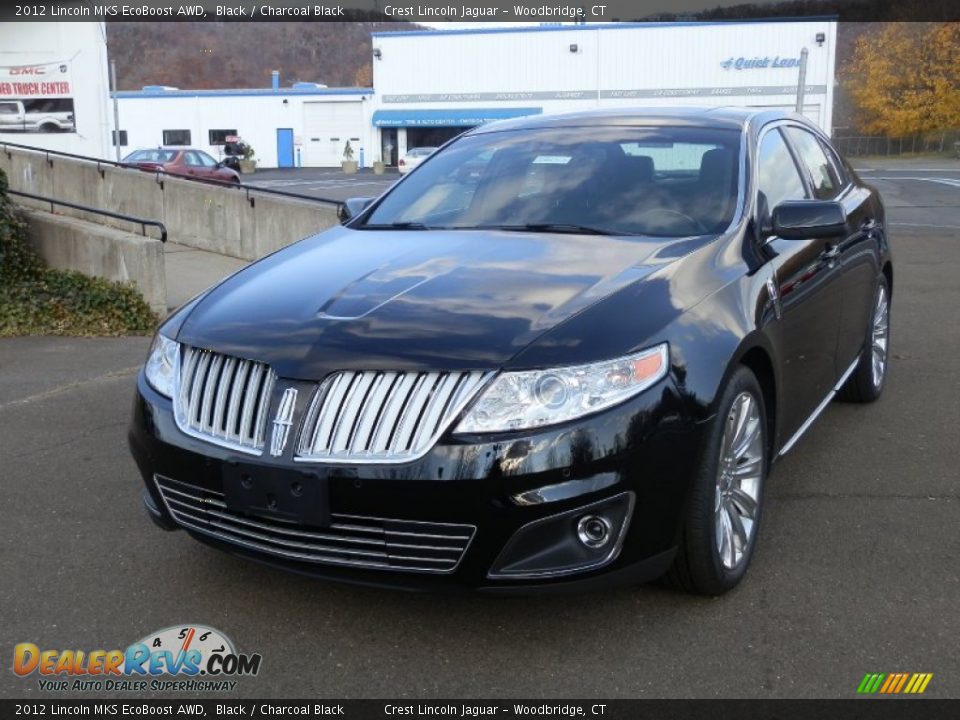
857, 168, 960, 174
865, 176, 960, 188
890, 222, 960, 230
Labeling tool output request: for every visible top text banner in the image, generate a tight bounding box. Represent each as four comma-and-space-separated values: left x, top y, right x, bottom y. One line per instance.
3, 0, 957, 22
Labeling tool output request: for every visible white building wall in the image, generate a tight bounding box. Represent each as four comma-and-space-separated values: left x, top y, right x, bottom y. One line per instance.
111, 22, 837, 170
372, 21, 837, 132
116, 91, 374, 168
0, 22, 111, 158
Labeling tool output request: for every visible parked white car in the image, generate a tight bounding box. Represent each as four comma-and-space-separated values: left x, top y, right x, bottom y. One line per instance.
0, 99, 75, 133
398, 146, 437, 174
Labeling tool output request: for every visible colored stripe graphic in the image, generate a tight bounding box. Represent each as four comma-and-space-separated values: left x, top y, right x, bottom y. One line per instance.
858, 673, 933, 694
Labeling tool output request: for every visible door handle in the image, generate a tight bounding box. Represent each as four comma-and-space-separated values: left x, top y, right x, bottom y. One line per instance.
861, 218, 878, 232
822, 244, 841, 261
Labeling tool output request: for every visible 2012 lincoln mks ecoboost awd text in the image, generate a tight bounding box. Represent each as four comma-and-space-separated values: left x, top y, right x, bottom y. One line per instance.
129, 108, 892, 595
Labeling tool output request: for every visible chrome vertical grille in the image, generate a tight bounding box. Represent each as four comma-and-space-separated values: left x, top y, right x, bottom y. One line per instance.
297, 370, 489, 463
174, 346, 276, 454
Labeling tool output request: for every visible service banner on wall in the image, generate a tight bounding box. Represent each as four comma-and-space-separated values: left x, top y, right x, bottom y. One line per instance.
0, 58, 76, 133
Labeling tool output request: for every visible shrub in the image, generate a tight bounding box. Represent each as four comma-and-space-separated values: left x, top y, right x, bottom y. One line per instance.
0, 167, 158, 336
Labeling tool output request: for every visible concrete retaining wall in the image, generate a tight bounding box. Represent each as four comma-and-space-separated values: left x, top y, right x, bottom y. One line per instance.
21, 209, 167, 316
0, 145, 340, 261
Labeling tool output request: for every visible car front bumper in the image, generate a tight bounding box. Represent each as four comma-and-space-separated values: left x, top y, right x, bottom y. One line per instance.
128, 371, 705, 592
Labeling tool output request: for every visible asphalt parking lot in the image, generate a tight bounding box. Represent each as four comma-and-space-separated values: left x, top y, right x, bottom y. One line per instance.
1, 158, 958, 699
245, 167, 399, 202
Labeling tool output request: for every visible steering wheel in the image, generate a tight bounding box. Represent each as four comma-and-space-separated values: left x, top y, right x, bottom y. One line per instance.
635, 208, 708, 235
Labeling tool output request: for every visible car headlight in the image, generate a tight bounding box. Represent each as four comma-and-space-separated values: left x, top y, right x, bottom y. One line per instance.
454, 343, 669, 434
144, 333, 179, 398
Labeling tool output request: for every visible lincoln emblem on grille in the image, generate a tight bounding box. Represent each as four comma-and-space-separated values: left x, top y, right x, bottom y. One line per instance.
270, 388, 298, 457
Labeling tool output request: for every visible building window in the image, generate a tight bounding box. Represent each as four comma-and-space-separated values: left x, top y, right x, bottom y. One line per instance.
208, 129, 237, 145
112, 130, 128, 147
162, 129, 191, 146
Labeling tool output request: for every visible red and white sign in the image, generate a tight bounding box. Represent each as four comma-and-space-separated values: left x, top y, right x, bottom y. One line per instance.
0, 61, 72, 98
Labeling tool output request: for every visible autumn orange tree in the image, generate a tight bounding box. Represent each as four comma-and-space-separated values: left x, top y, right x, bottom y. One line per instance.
846, 22, 960, 136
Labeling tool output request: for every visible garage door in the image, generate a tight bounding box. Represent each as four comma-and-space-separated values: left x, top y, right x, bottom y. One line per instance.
302, 102, 364, 167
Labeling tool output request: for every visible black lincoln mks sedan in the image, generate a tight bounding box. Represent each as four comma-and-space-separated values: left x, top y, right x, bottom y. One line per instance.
129, 108, 892, 595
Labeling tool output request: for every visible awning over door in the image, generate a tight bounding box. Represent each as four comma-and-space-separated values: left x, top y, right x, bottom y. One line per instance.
372, 107, 542, 127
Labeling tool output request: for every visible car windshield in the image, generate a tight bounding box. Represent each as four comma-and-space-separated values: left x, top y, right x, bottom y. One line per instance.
124, 149, 177, 163
363, 126, 741, 237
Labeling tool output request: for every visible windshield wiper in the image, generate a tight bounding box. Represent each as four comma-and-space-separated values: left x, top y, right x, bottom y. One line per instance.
360, 222, 434, 230
471, 223, 624, 236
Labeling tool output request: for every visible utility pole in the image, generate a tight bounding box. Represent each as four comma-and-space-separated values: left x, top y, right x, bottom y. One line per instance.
795, 47, 808, 115
110, 59, 121, 161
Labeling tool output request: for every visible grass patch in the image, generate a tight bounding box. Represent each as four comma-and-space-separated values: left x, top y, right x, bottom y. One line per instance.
0, 168, 158, 337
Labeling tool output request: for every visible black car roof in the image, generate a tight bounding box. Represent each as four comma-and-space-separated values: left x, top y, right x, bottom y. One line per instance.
467, 106, 797, 135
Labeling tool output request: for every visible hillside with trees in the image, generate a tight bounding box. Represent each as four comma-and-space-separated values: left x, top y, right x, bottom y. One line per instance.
106, 19, 420, 91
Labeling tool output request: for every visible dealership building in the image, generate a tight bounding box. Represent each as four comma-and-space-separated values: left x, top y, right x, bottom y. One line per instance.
0, 22, 112, 157
4, 20, 837, 169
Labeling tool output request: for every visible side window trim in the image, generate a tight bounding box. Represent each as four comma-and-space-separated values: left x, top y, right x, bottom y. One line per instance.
777, 126, 818, 200
782, 124, 849, 201
816, 135, 850, 191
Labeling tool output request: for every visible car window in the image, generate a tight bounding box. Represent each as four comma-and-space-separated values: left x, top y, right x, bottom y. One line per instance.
124, 149, 176, 163
364, 126, 742, 237
184, 152, 202, 167
622, 142, 723, 174
196, 151, 218, 168
817, 137, 848, 188
0, 102, 19, 114
756, 128, 807, 214
785, 127, 840, 200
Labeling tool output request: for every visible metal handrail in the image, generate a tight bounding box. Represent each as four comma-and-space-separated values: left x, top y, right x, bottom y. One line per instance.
8, 188, 168, 243
0, 140, 343, 207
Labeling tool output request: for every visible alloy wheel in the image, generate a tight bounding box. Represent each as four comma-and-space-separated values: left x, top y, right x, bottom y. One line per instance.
871, 286, 890, 389
715, 392, 764, 570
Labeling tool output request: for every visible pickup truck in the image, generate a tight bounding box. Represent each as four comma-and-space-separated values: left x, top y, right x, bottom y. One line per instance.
0, 99, 75, 133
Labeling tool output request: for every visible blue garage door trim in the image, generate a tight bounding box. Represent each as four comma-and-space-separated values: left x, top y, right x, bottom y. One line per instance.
372, 107, 542, 128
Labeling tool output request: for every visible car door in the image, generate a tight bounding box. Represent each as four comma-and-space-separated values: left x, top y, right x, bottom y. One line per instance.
783, 126, 880, 373
193, 150, 222, 180
756, 125, 845, 440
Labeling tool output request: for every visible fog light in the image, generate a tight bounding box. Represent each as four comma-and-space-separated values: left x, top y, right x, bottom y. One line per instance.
487, 492, 634, 579
577, 515, 612, 549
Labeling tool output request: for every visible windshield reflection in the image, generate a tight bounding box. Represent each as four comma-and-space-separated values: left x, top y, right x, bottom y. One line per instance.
362, 126, 741, 238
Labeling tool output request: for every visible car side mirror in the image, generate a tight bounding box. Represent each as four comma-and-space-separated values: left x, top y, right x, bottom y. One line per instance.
771, 200, 847, 240
338, 197, 375, 223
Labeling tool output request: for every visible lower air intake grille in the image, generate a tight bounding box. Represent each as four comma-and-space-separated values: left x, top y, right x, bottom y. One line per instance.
297, 370, 490, 463
154, 475, 475, 574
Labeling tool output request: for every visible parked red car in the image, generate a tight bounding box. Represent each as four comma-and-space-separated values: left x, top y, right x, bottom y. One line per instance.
122, 148, 240, 183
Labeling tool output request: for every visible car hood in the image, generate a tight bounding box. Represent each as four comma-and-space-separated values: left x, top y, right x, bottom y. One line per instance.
174, 226, 706, 379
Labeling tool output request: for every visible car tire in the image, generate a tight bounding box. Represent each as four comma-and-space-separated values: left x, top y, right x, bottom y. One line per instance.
665, 366, 768, 595
838, 277, 890, 404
